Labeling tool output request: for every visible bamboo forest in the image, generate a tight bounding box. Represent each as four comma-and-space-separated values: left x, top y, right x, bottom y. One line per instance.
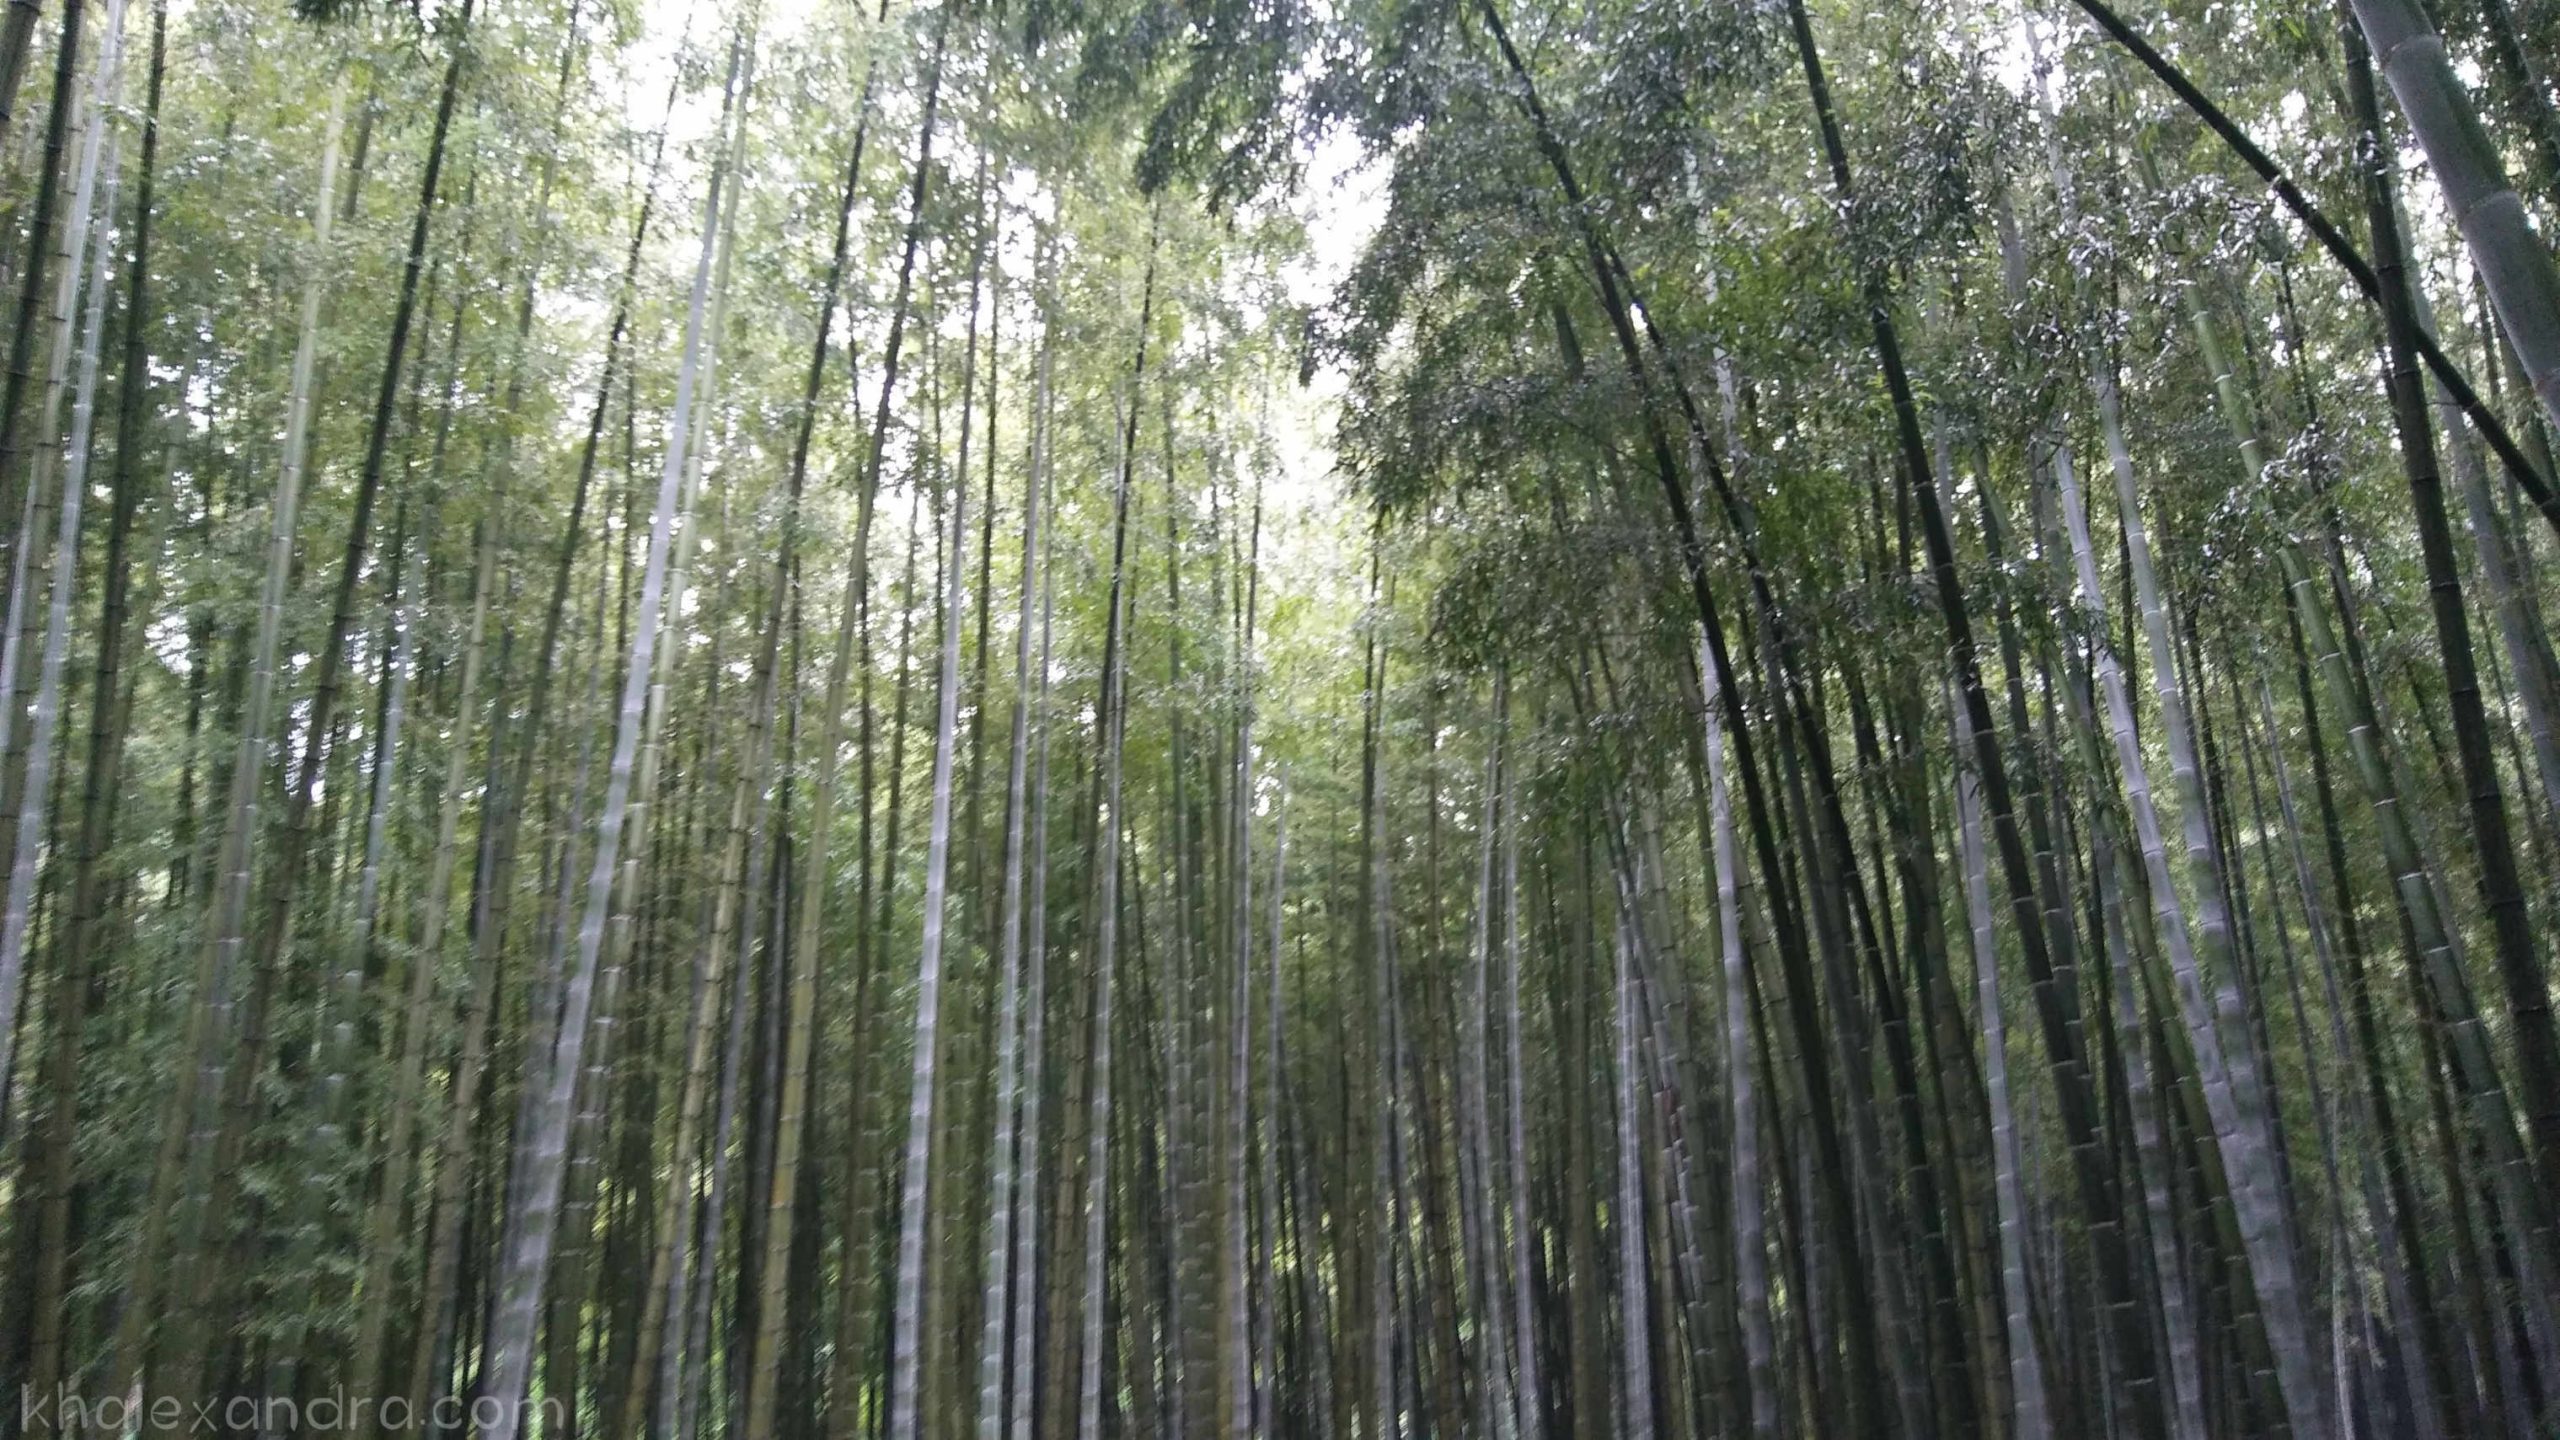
9, 0, 2560, 1431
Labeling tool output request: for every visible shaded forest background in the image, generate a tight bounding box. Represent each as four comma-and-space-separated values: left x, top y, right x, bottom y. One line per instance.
0, 0, 2555, 1436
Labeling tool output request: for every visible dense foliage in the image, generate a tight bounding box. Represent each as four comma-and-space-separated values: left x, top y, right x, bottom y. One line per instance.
0, 0, 2554, 1436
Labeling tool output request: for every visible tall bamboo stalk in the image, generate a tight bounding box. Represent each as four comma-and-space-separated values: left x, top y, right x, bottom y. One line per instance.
475, 37, 739, 1434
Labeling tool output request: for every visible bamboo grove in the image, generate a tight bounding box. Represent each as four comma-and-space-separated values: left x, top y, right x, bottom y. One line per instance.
0, 0, 2555, 1434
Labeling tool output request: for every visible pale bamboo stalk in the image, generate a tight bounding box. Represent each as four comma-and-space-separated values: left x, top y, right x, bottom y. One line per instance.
474, 35, 738, 1433
1463, 681, 1517, 1440
644, 643, 769, 1437
1608, 868, 1654, 1440
2387, 199, 2560, 832
757, 26, 951, 1436
1007, 278, 1061, 1440
2195, 245, 2560, 1390
976, 246, 1057, 1440
1499, 671, 1548, 1440
2347, 0, 2560, 437
674, 707, 780, 1440
94, 83, 344, 1429
559, 67, 747, 1430
1948, 677, 2052, 1440
1079, 370, 1141, 1440
1255, 776, 1290, 1440
887, 318, 973, 1440
626, 530, 778, 1440
1223, 493, 1260, 1440
2028, 45, 2323, 1430
0, 0, 86, 679
2051, 420, 2314, 1429
0, 0, 118, 1115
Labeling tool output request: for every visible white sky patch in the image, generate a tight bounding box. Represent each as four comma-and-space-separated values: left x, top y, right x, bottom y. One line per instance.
1256, 126, 1387, 554
1283, 127, 1388, 314
1987, 11, 2035, 98
590, 0, 1387, 632
619, 0, 832, 153
1279, 125, 1387, 439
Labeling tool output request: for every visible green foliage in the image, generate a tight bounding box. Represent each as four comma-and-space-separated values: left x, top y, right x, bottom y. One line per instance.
5, 0, 2559, 1435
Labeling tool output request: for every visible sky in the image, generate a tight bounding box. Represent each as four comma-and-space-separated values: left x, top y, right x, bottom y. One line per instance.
607, 0, 1389, 539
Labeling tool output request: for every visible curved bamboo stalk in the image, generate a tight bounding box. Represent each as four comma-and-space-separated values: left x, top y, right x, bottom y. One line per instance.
0, 0, 118, 1126
474, 35, 740, 1435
